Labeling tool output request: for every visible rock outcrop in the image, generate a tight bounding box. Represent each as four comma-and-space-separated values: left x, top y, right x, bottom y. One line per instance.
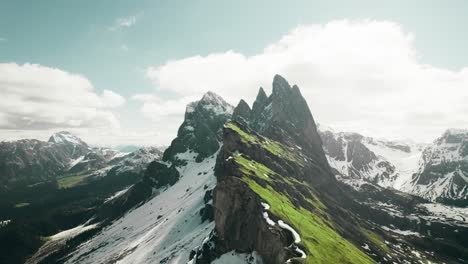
163, 91, 233, 164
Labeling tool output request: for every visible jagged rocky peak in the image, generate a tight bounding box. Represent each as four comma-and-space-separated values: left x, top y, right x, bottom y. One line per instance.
232, 99, 251, 123
163, 91, 234, 164
409, 128, 468, 203
232, 74, 328, 166
186, 91, 234, 117
48, 131, 88, 147
252, 86, 268, 113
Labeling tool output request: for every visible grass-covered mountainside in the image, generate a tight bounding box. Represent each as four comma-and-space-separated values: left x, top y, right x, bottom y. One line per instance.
222, 121, 375, 263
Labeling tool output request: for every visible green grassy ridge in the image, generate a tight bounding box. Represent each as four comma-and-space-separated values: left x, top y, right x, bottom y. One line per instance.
226, 122, 304, 164
241, 176, 374, 264
229, 147, 374, 264
234, 153, 326, 212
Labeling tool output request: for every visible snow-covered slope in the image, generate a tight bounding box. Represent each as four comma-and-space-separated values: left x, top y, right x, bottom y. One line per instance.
407, 129, 468, 202
65, 151, 218, 264
318, 125, 423, 189
63, 91, 233, 264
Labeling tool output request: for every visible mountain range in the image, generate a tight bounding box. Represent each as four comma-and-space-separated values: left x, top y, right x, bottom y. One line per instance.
319, 126, 468, 204
1, 75, 467, 264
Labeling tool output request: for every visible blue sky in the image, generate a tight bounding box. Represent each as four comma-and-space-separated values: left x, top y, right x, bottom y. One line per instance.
1, 0, 467, 145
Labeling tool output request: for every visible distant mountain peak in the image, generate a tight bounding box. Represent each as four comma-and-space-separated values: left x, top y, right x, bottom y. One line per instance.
48, 131, 87, 146
186, 91, 234, 116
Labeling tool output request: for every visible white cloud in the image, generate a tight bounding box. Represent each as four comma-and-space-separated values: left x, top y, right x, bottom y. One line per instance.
109, 15, 137, 31
101, 90, 126, 108
143, 19, 468, 142
0, 63, 125, 130
132, 94, 199, 119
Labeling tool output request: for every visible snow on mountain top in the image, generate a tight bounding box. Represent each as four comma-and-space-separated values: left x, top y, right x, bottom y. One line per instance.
201, 91, 226, 104
186, 91, 234, 115
49, 131, 86, 146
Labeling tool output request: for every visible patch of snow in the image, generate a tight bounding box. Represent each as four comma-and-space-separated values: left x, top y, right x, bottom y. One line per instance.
411, 250, 421, 259
277, 220, 300, 243
418, 203, 468, 224
294, 246, 306, 259
0, 220, 11, 228
260, 202, 270, 210
380, 226, 421, 237
104, 185, 133, 203
184, 125, 195, 132
69, 155, 85, 168
211, 251, 263, 264
262, 212, 276, 226
51, 224, 99, 241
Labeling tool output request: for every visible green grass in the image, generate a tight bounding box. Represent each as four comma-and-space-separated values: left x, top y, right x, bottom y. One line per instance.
226, 122, 304, 164
57, 175, 87, 189
235, 154, 275, 182
234, 154, 326, 211
362, 229, 390, 253
242, 177, 374, 264
14, 202, 30, 208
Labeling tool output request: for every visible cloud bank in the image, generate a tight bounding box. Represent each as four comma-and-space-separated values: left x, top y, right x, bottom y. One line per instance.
142, 20, 468, 142
0, 63, 125, 130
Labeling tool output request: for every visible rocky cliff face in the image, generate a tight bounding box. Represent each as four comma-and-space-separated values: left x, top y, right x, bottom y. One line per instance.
408, 129, 468, 204
233, 75, 329, 168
